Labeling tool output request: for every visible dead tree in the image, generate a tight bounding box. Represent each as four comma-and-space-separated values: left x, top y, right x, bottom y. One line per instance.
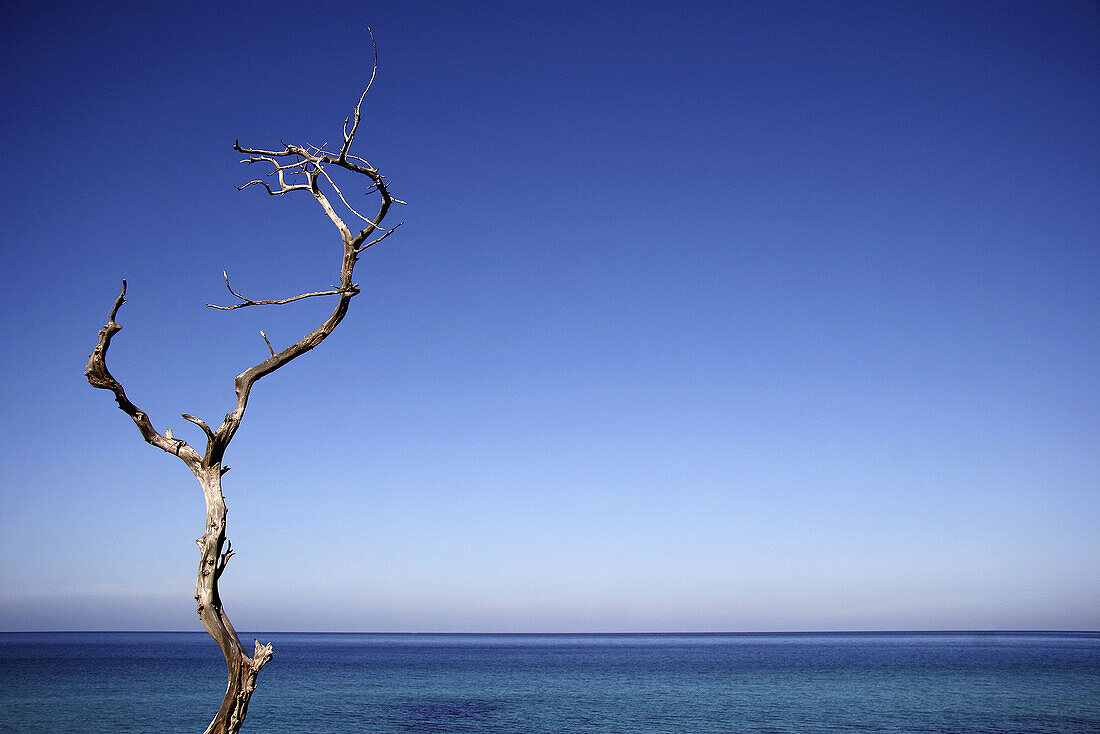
84, 39, 403, 734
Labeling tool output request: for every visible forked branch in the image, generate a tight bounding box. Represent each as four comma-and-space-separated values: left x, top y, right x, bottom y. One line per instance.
205, 38, 402, 464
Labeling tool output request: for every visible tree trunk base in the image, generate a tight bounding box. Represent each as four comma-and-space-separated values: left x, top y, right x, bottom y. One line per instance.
204, 639, 274, 734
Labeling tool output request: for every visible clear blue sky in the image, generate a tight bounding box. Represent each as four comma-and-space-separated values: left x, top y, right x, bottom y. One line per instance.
1, 0, 1097, 632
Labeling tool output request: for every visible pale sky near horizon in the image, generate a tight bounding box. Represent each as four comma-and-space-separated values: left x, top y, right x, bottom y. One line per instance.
1, 0, 1097, 632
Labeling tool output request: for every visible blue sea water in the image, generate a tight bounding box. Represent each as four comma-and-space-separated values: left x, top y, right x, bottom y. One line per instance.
1, 632, 1098, 733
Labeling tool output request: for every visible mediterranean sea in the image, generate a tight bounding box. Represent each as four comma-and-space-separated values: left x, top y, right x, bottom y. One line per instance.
1, 631, 1098, 733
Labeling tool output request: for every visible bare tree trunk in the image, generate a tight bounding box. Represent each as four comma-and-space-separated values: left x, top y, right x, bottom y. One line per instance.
85, 33, 402, 733
193, 465, 272, 734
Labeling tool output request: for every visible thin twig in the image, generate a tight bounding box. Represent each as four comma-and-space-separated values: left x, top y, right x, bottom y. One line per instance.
206, 270, 346, 310
317, 166, 372, 223
356, 221, 404, 252
340, 27, 378, 161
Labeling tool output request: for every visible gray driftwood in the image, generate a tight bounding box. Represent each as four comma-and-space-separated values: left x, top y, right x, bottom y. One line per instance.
85, 38, 402, 734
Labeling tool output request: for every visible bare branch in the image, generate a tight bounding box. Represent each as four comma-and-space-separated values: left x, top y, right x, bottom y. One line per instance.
182, 413, 216, 443
317, 165, 372, 223
233, 141, 300, 158
213, 41, 400, 466
347, 153, 375, 169
356, 220, 404, 252
339, 27, 378, 161
207, 270, 345, 310
235, 179, 309, 196
309, 175, 353, 242
220, 270, 247, 302
240, 156, 309, 175
215, 539, 234, 579
85, 281, 202, 470
259, 331, 275, 357
207, 289, 345, 310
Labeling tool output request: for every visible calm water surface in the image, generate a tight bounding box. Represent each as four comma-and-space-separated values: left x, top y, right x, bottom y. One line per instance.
1, 632, 1098, 733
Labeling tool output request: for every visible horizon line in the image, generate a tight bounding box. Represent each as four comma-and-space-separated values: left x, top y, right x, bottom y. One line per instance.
3, 629, 1098, 635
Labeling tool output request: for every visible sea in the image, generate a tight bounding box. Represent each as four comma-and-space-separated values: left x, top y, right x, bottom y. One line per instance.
1, 631, 1098, 733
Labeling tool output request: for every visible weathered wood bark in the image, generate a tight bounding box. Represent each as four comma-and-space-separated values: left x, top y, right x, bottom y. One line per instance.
85, 41, 402, 733
194, 464, 273, 734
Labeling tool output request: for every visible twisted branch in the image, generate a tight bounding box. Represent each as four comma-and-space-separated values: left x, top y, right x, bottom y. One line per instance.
84, 280, 203, 472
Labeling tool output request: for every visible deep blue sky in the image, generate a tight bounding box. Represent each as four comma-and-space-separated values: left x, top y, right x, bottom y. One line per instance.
1, 1, 1097, 632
